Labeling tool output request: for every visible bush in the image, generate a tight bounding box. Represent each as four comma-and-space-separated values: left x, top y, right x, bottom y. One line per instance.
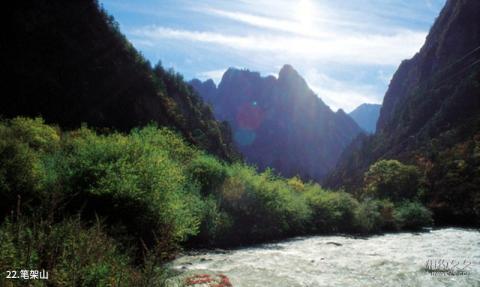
187, 155, 227, 195
354, 199, 397, 233
0, 119, 205, 258
214, 164, 311, 244
305, 185, 359, 233
189, 195, 233, 246
55, 126, 202, 248
394, 201, 433, 230
354, 200, 382, 233
0, 117, 60, 217
363, 160, 421, 201
3, 117, 60, 153
130, 125, 198, 165
0, 217, 141, 287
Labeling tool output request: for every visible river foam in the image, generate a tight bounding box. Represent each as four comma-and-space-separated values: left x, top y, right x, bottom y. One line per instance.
168, 228, 480, 287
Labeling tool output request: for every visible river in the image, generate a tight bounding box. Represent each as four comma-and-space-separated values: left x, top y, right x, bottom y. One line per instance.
167, 228, 480, 287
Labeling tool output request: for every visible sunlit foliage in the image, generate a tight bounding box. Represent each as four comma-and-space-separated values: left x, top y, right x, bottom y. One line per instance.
0, 118, 434, 286
363, 160, 421, 201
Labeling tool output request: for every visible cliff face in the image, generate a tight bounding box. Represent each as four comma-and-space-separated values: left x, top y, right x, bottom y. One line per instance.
377, 0, 480, 136
191, 65, 363, 181
326, 0, 480, 225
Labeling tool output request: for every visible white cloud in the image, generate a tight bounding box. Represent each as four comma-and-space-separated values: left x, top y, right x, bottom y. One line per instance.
197, 69, 226, 84
130, 26, 426, 66
129, 38, 155, 48
377, 70, 394, 85
205, 9, 299, 34
304, 69, 382, 113
202, 8, 333, 37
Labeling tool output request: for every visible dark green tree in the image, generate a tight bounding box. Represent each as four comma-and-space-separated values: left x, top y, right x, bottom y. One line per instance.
363, 160, 421, 201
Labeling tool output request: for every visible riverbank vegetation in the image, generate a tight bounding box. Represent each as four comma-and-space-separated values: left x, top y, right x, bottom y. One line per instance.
0, 117, 432, 286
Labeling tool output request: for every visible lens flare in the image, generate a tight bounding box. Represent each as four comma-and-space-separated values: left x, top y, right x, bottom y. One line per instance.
236, 102, 264, 130
234, 129, 256, 146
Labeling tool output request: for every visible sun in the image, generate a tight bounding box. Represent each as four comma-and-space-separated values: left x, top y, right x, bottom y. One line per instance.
296, 0, 315, 33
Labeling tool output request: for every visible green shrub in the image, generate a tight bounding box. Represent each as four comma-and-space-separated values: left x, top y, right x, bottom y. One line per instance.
363, 160, 421, 201
0, 118, 60, 217
377, 199, 397, 230
0, 118, 205, 254
304, 186, 358, 233
354, 200, 383, 233
0, 217, 141, 287
187, 155, 227, 195
190, 195, 233, 245
4, 117, 60, 153
130, 125, 198, 165
56, 126, 202, 247
394, 201, 433, 230
215, 164, 311, 244
354, 199, 397, 233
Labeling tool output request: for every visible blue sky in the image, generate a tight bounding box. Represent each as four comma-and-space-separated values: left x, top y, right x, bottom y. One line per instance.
100, 0, 445, 112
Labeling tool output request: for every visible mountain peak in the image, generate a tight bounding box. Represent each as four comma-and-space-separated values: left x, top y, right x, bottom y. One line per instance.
278, 64, 300, 81
349, 103, 381, 133
336, 108, 347, 115
203, 78, 216, 89
192, 65, 363, 181
221, 67, 260, 84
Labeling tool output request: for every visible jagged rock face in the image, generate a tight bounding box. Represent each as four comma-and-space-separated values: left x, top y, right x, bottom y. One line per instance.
371, 0, 480, 159
325, 0, 480, 225
377, 0, 480, 135
349, 104, 381, 133
191, 65, 362, 181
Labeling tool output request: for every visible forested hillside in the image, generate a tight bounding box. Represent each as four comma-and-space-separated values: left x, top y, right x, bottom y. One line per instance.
4, 0, 238, 161
325, 0, 480, 225
191, 65, 363, 181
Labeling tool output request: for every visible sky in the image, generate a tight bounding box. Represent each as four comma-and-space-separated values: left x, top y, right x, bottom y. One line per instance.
100, 0, 446, 112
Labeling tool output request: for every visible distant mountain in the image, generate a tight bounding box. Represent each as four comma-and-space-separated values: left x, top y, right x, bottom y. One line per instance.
325, 0, 480, 225
4, 0, 238, 161
189, 79, 218, 105
348, 104, 381, 133
190, 65, 363, 180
